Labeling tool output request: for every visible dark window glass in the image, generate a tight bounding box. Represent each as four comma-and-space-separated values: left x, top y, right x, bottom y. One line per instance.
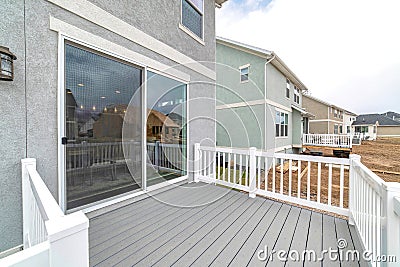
65, 43, 142, 209
182, 0, 203, 39
146, 71, 187, 186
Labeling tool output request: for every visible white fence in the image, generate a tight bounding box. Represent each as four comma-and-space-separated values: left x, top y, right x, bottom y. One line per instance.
303, 134, 353, 148
194, 144, 400, 267
0, 159, 89, 267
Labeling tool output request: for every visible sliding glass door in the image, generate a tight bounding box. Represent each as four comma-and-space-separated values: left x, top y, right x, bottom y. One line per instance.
64, 43, 142, 209
63, 42, 188, 210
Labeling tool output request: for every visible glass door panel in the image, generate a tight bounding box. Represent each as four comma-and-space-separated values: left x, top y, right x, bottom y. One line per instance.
65, 43, 142, 210
146, 71, 187, 186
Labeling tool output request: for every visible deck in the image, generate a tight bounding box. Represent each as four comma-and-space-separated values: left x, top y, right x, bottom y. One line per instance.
88, 182, 367, 267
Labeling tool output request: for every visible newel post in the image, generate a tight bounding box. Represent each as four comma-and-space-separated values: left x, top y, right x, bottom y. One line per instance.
381, 182, 400, 265
348, 154, 361, 226
249, 147, 257, 198
46, 211, 89, 267
194, 143, 200, 183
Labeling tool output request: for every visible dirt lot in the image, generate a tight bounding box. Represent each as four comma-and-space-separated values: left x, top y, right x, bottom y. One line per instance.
352, 138, 400, 182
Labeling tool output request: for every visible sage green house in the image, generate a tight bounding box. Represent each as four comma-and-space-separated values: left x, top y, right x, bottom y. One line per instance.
216, 37, 309, 153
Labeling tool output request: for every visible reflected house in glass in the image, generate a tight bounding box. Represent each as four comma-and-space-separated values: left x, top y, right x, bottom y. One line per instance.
0, 0, 227, 253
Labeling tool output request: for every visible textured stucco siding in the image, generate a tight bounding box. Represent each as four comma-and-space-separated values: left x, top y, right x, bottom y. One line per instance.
0, 0, 26, 252
216, 105, 265, 149
216, 43, 265, 104
0, 0, 216, 252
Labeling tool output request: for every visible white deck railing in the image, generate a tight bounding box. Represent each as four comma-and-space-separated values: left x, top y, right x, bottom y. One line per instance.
0, 159, 89, 267
303, 133, 353, 148
194, 144, 400, 266
66, 141, 184, 175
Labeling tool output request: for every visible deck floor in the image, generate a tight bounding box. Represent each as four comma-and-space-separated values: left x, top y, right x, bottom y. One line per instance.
89, 182, 368, 267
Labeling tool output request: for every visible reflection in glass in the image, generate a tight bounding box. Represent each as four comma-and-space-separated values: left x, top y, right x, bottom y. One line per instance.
65, 43, 142, 210
146, 72, 187, 186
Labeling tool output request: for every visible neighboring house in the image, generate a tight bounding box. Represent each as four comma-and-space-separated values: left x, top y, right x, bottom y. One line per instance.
0, 0, 227, 254
382, 111, 400, 122
352, 113, 400, 140
215, 37, 309, 153
302, 94, 356, 134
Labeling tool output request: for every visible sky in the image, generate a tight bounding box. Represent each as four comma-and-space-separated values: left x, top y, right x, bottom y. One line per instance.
216, 0, 400, 114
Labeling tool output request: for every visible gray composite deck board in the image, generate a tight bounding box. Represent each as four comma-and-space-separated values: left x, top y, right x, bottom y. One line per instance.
285, 209, 312, 267
349, 224, 370, 267
266, 206, 302, 266
89, 184, 213, 247
114, 191, 246, 266
335, 218, 360, 267
91, 185, 229, 265
208, 199, 275, 267
88, 183, 365, 267
322, 214, 341, 267
305, 212, 323, 267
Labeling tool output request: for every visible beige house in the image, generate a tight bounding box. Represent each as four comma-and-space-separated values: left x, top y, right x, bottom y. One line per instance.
302, 94, 356, 134
352, 113, 400, 140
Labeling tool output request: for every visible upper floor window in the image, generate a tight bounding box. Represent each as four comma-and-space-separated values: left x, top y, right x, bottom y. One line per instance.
275, 111, 289, 137
334, 109, 338, 118
294, 86, 300, 104
286, 79, 290, 98
240, 65, 249, 82
181, 0, 204, 39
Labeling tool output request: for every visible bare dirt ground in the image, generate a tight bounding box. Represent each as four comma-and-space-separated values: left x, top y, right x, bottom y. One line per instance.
352, 137, 400, 182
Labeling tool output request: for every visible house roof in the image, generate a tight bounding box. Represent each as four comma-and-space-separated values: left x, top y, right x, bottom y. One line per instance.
216, 36, 308, 91
352, 114, 400, 126
382, 111, 400, 120
302, 94, 357, 116
215, 0, 229, 7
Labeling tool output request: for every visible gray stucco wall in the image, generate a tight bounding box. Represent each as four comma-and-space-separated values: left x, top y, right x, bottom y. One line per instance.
0, 0, 216, 252
0, 0, 26, 252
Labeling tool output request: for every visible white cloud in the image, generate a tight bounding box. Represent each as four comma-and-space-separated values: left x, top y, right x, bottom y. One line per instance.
216, 0, 400, 114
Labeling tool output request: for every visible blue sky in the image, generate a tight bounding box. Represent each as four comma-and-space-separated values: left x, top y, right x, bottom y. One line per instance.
216, 0, 400, 114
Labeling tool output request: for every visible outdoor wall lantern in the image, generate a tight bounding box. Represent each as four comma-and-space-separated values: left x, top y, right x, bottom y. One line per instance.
0, 46, 17, 81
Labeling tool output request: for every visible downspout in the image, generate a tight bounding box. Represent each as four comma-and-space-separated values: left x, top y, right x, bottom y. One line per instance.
264, 53, 276, 151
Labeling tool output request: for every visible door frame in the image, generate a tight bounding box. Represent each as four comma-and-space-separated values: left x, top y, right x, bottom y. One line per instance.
57, 34, 190, 212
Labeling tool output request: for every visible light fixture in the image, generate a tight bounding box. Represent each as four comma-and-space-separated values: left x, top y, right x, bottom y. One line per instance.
115, 90, 121, 94
0, 46, 17, 81
77, 83, 84, 87
100, 96, 106, 99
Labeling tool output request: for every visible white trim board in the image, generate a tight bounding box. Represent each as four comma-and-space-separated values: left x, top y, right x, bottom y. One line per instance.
50, 17, 190, 82
309, 119, 343, 123
216, 99, 292, 113
46, 0, 215, 80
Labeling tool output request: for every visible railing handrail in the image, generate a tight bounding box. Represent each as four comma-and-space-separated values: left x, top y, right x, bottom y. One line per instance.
352, 159, 384, 195
26, 164, 64, 221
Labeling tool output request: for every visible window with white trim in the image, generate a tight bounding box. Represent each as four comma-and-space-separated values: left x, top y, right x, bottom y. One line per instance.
181, 0, 203, 39
240, 65, 249, 82
294, 86, 300, 104
286, 78, 290, 98
334, 124, 339, 134
275, 111, 289, 137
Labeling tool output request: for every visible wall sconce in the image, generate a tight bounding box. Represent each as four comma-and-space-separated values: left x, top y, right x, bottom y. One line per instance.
0, 46, 17, 81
